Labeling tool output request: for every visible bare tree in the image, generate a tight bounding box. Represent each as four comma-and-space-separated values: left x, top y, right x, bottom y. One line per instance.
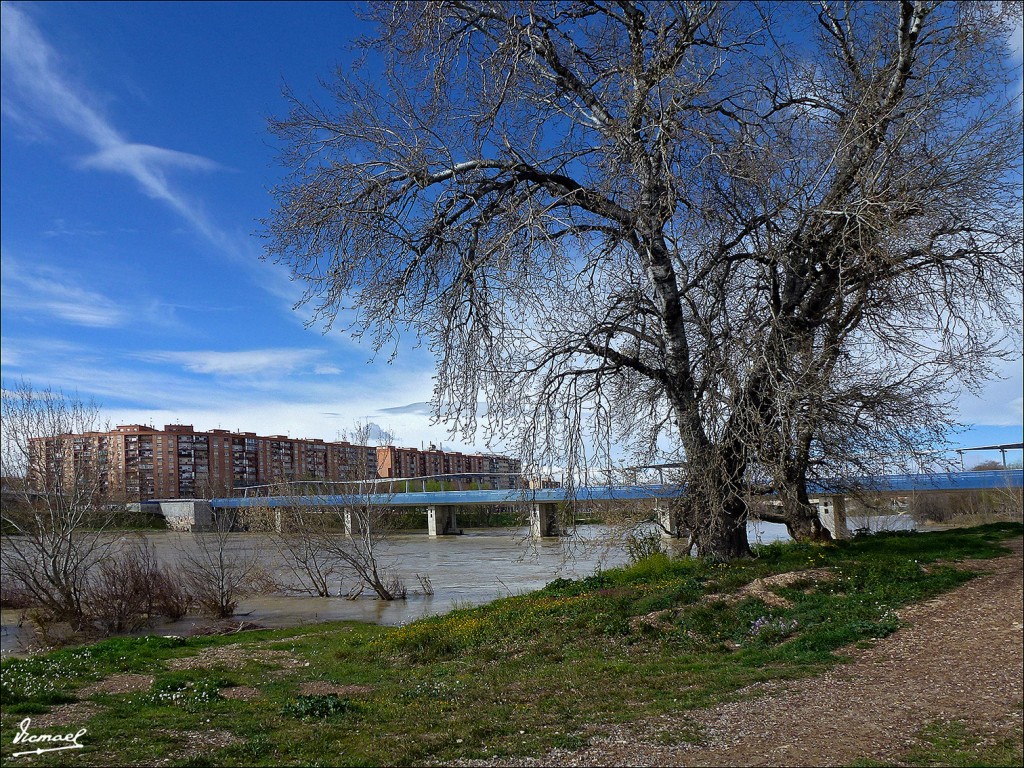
265, 2, 1022, 558
177, 507, 266, 618
254, 422, 407, 599
1, 379, 119, 627
256, 498, 344, 597
724, 1, 1023, 539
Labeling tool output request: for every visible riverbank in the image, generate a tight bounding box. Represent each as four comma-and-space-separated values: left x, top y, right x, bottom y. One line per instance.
1, 523, 1020, 766
0, 521, 795, 657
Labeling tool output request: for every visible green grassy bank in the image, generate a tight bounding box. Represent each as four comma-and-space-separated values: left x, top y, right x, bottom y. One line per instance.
1, 523, 1021, 767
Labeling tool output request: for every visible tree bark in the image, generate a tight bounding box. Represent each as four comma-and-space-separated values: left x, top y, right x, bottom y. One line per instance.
778, 480, 832, 542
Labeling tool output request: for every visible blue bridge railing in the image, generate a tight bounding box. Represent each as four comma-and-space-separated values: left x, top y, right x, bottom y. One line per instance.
209, 469, 1022, 509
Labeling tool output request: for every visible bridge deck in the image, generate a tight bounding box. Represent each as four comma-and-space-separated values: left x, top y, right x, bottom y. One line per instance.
209, 469, 1022, 509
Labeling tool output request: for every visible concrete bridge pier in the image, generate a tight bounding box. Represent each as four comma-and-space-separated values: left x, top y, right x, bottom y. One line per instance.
343, 508, 371, 536
158, 500, 214, 532
814, 495, 850, 539
656, 504, 678, 538
530, 502, 561, 538
427, 505, 460, 536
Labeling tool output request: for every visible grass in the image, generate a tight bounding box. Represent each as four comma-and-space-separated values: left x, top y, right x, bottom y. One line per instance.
0, 522, 1020, 767
853, 714, 1024, 767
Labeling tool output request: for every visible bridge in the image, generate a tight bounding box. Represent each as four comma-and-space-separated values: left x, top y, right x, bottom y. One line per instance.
147, 468, 1024, 539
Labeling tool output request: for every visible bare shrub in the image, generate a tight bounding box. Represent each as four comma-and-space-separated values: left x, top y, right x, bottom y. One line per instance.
382, 574, 407, 600
415, 574, 434, 596
0, 581, 35, 610
1, 380, 119, 628
246, 504, 342, 597
148, 566, 192, 622
83, 536, 193, 633
251, 422, 408, 600
86, 538, 153, 634
177, 509, 265, 618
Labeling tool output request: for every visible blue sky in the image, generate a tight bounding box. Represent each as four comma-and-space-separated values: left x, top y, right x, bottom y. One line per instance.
1, 1, 1022, 466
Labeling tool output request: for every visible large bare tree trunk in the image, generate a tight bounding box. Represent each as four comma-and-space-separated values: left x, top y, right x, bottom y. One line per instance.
777, 480, 831, 543
265, 1, 1022, 561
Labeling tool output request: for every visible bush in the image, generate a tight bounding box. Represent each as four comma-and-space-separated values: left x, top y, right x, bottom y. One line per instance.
86, 540, 154, 634
85, 537, 192, 633
148, 566, 192, 621
625, 529, 666, 563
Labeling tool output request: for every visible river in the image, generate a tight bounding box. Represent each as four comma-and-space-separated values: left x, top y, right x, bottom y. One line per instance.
0, 516, 912, 656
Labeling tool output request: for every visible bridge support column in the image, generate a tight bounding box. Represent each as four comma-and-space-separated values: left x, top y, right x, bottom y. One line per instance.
530, 503, 561, 538
815, 495, 849, 539
427, 505, 459, 536
656, 504, 678, 538
159, 500, 214, 532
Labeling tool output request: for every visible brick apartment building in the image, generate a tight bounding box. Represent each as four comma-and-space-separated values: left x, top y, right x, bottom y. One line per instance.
29, 424, 520, 502
376, 443, 520, 489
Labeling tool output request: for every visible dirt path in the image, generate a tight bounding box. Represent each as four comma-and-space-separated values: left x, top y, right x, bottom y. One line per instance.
494, 537, 1024, 767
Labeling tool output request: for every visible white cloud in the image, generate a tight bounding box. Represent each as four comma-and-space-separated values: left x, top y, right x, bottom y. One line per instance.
379, 401, 432, 415
1, 257, 129, 328
136, 348, 324, 377
79, 143, 223, 176
313, 364, 343, 375
0, 253, 188, 331
2, 331, 501, 452
41, 218, 105, 238
953, 357, 1024, 427
0, 2, 226, 247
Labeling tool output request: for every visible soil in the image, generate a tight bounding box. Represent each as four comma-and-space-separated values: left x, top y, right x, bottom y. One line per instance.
219, 685, 262, 701
79, 673, 153, 696
472, 536, 1024, 767
167, 644, 309, 671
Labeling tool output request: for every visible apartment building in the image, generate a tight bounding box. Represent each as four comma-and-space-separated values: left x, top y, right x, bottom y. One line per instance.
29, 425, 519, 501
376, 443, 521, 489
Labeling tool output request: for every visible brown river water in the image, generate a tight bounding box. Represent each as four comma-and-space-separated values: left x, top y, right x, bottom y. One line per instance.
2, 517, 911, 656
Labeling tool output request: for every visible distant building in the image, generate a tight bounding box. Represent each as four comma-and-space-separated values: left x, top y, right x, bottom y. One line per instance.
28, 425, 520, 501
376, 442, 521, 489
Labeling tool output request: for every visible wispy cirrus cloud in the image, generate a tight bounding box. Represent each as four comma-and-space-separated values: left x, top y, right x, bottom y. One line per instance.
0, 2, 226, 246
136, 348, 327, 377
0, 253, 185, 330
1, 257, 129, 328
313, 364, 343, 375
79, 143, 223, 176
41, 218, 106, 238
1, 335, 486, 449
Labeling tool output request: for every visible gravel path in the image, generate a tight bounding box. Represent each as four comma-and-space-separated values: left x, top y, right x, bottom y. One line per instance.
470, 536, 1024, 767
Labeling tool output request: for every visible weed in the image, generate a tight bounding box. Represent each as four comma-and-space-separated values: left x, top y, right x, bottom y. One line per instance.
147, 672, 227, 711
282, 694, 366, 720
